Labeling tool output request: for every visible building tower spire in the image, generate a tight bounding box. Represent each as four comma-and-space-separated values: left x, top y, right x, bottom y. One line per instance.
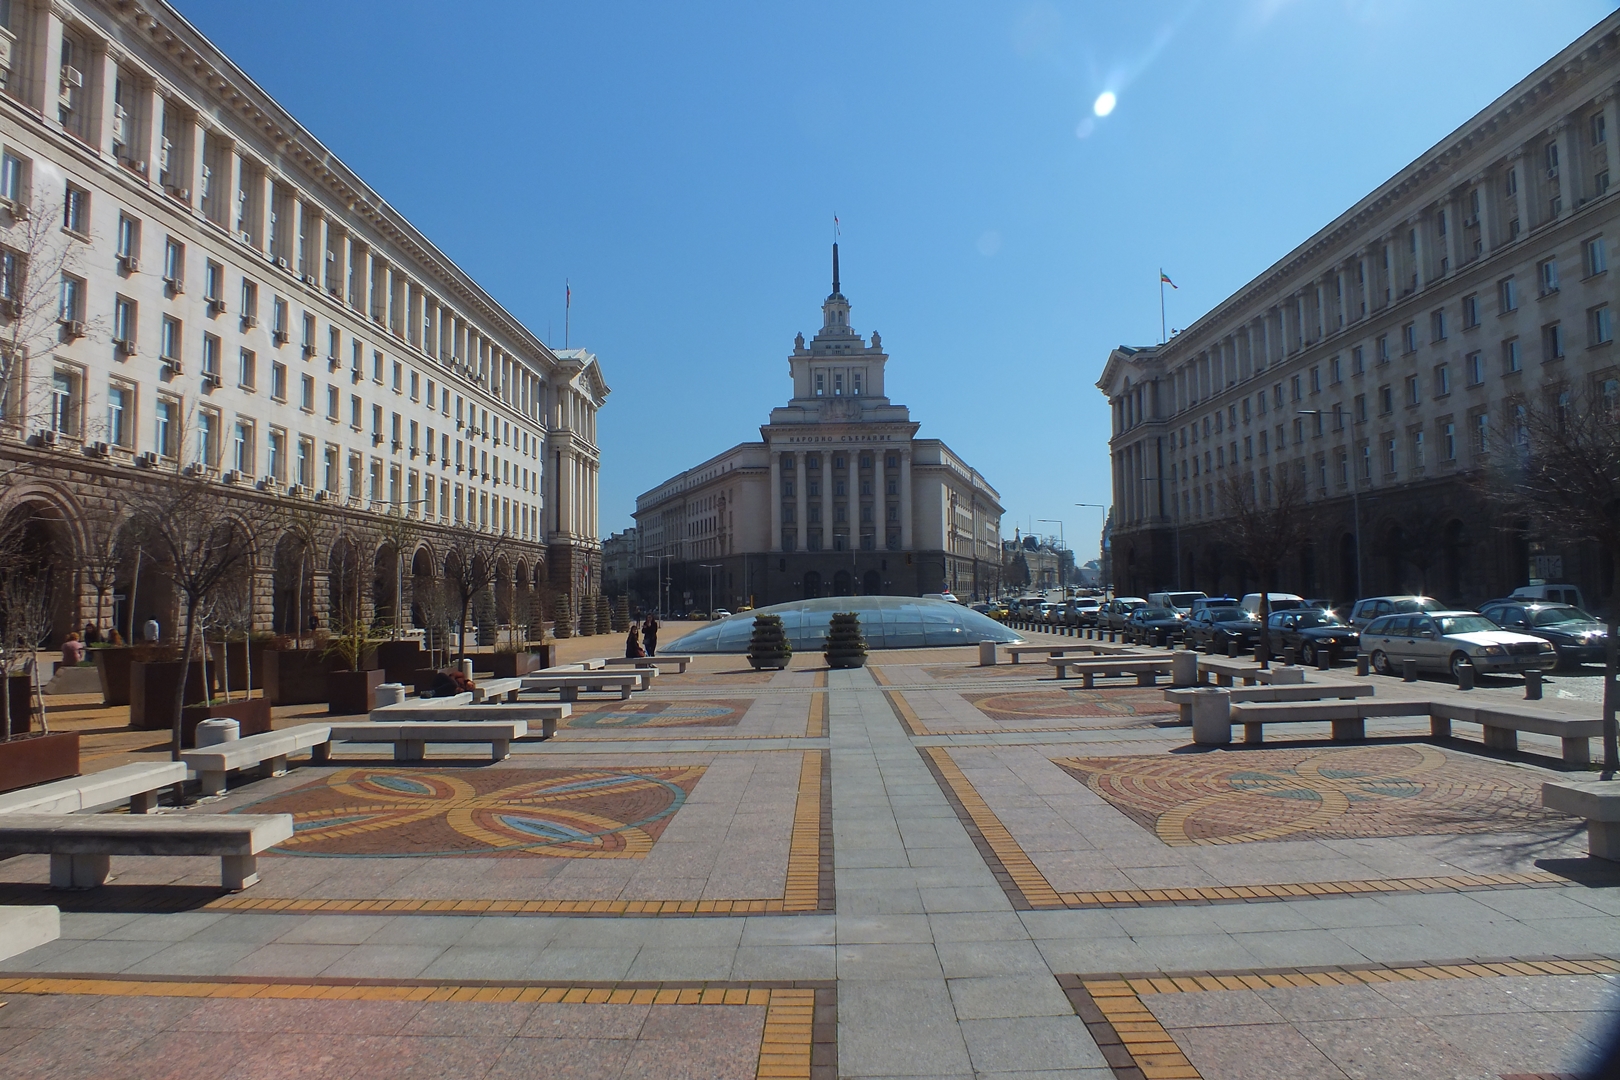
832, 242, 841, 296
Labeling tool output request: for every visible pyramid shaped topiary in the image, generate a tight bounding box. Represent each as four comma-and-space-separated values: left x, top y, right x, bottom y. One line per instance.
594, 594, 612, 636
747, 613, 792, 670
553, 590, 574, 638
823, 611, 867, 669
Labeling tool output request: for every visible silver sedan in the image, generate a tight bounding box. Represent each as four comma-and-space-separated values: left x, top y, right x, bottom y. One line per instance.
1361, 611, 1556, 680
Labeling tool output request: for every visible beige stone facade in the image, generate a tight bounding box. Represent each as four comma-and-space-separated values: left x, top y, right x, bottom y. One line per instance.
1099, 12, 1620, 610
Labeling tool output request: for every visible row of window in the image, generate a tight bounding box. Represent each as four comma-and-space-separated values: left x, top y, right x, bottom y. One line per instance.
779, 451, 898, 472
781, 476, 898, 498
781, 502, 896, 525
780, 530, 901, 553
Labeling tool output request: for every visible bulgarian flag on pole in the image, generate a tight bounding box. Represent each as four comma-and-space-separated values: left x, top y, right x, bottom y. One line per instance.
1160, 270, 1177, 289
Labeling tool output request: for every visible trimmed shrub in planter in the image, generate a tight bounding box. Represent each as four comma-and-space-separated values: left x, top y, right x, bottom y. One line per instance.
823, 612, 868, 669
748, 614, 792, 670
553, 591, 574, 638
595, 595, 612, 636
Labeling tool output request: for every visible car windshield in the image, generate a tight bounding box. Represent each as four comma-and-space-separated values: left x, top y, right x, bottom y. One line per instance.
1295, 610, 1345, 628
1392, 598, 1444, 614
1208, 607, 1247, 620
1166, 593, 1203, 607
1138, 608, 1173, 619
1438, 615, 1500, 635
1532, 606, 1595, 626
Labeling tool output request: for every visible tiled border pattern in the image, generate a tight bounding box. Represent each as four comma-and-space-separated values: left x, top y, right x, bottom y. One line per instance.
807, 692, 827, 738
1058, 956, 1620, 1080
884, 689, 926, 737
922, 745, 1581, 911
0, 974, 835, 1080
887, 687, 1149, 738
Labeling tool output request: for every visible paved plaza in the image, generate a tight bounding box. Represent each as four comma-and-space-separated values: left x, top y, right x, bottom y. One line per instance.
3, 629, 1620, 1078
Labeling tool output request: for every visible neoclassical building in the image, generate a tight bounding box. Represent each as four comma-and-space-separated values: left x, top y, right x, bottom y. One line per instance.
1100, 11, 1620, 609
633, 247, 1002, 609
0, 0, 606, 641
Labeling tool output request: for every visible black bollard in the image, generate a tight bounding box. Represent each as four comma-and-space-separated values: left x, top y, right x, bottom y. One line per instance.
1318, 650, 1331, 671
1456, 662, 1475, 690
1283, 647, 1297, 667
1526, 669, 1543, 700
1226, 639, 1238, 658
1402, 658, 1418, 682
1356, 653, 1370, 677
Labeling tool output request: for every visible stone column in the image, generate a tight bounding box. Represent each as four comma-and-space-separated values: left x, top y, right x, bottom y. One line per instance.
769, 447, 782, 552
899, 446, 913, 550
26, 3, 64, 126
1513, 148, 1533, 238
90, 43, 116, 157
1410, 216, 1427, 293
1474, 174, 1495, 256
135, 79, 162, 187
795, 453, 807, 552
820, 452, 831, 549
1558, 119, 1581, 215
1602, 89, 1620, 196
1442, 195, 1460, 276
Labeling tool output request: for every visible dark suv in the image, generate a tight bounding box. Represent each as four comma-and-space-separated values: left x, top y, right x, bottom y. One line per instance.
1479, 600, 1608, 668
1187, 604, 1259, 652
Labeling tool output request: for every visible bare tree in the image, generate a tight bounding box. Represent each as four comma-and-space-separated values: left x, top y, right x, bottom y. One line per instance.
442, 525, 499, 657
79, 500, 130, 641
373, 510, 420, 640
1216, 463, 1314, 664
1478, 388, 1620, 773
129, 478, 257, 763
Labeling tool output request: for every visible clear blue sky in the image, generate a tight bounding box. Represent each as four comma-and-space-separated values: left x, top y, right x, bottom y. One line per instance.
179, 0, 1616, 562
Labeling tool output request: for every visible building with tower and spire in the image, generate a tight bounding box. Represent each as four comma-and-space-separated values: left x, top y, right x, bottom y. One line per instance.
631, 246, 1003, 611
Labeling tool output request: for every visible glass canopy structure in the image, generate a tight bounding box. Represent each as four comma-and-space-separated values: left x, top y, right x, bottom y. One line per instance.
675, 596, 1024, 653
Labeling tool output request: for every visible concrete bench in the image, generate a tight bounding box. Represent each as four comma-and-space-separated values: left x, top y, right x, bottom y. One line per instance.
1198, 658, 1305, 687
382, 692, 474, 710
604, 655, 692, 674
521, 673, 643, 701
0, 812, 293, 891
1228, 699, 1428, 743
1429, 704, 1602, 766
471, 677, 524, 703
540, 659, 607, 672
1046, 655, 1174, 687
0, 762, 186, 815
1542, 781, 1620, 860
182, 724, 336, 797
1008, 645, 1113, 664
373, 702, 569, 740
1164, 683, 1374, 724
329, 720, 527, 762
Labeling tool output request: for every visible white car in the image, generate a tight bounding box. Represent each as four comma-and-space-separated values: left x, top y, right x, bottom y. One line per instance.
1360, 610, 1556, 679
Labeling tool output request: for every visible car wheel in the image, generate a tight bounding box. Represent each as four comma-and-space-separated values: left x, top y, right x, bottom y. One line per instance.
1449, 652, 1473, 682
1300, 642, 1317, 666
1371, 650, 1392, 676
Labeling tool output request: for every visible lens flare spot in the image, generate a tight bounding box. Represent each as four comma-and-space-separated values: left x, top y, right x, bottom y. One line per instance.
1093, 91, 1117, 117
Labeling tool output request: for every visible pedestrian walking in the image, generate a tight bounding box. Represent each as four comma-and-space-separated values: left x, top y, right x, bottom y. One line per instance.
642, 613, 659, 657
625, 624, 644, 659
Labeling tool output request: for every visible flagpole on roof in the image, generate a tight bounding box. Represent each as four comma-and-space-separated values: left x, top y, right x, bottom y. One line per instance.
1159, 268, 1166, 345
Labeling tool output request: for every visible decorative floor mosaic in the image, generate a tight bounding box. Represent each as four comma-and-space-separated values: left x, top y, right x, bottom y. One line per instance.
561, 699, 753, 731
965, 687, 1180, 726
1061, 957, 1618, 1080
0, 975, 834, 1080
1054, 745, 1567, 848
235, 767, 705, 859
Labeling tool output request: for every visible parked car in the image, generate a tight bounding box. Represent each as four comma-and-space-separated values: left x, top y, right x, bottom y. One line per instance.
1126, 606, 1185, 644
1105, 597, 1148, 632
1066, 597, 1102, 626
1189, 596, 1240, 614
923, 592, 962, 604
1186, 604, 1260, 651
712, 608, 733, 619
1478, 601, 1608, 668
1509, 583, 1586, 608
1348, 595, 1446, 633
1240, 592, 1308, 615
1147, 591, 1206, 615
1039, 602, 1066, 624
1360, 610, 1556, 679
1267, 608, 1359, 665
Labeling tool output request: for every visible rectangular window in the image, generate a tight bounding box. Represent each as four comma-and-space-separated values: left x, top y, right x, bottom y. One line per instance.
1329, 356, 1341, 384
1405, 374, 1420, 406
58, 274, 83, 322
115, 214, 139, 264
300, 373, 314, 411
1442, 421, 1456, 461
1466, 351, 1483, 386
1403, 323, 1417, 353
268, 429, 286, 481
232, 421, 253, 474
271, 361, 287, 401
238, 349, 256, 389
1587, 236, 1608, 277
1353, 393, 1367, 423
1435, 364, 1450, 396
1385, 438, 1397, 475
1504, 339, 1522, 373
0, 153, 25, 207
204, 261, 222, 303
107, 384, 131, 447
1499, 277, 1517, 312
155, 398, 175, 457
326, 385, 339, 420
196, 409, 217, 466
1431, 309, 1446, 342
1591, 305, 1613, 346
201, 334, 220, 377
1351, 345, 1364, 374
1462, 293, 1478, 328
1539, 258, 1559, 295
297, 438, 314, 488
0, 249, 18, 303
1544, 322, 1564, 361
1376, 335, 1389, 363
1379, 384, 1393, 414
112, 296, 135, 349
240, 278, 258, 322
1413, 429, 1426, 467
62, 183, 87, 234
163, 237, 183, 286
1594, 112, 1608, 146
272, 296, 288, 341
1473, 412, 1489, 455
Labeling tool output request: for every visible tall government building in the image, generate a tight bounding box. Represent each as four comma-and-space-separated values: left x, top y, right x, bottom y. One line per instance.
633, 247, 1003, 610
0, 0, 606, 638
1100, 11, 1620, 609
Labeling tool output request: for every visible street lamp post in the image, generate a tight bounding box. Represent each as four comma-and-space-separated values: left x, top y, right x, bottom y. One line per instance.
1037, 519, 1065, 592
1074, 503, 1106, 589
699, 563, 721, 619
1299, 409, 1363, 600
642, 553, 676, 618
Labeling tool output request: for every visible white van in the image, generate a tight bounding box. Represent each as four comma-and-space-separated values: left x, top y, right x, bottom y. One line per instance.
1510, 584, 1585, 608
1240, 592, 1307, 615
1148, 591, 1206, 614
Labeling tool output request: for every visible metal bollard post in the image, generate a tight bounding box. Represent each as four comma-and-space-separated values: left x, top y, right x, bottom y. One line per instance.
1226, 639, 1238, 658
1456, 662, 1475, 691
1526, 669, 1543, 701
1356, 653, 1370, 677
1317, 650, 1331, 671
1283, 647, 1297, 667
1402, 658, 1418, 682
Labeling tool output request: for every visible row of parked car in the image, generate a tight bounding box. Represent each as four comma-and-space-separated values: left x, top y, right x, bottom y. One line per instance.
1053, 586, 1609, 677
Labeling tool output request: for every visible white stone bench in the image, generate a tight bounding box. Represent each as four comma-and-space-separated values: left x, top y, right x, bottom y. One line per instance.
1008, 644, 1107, 664
471, 677, 524, 703
521, 673, 643, 701
1198, 657, 1305, 687
382, 692, 474, 711
1228, 699, 1426, 743
329, 720, 527, 762
1542, 781, 1620, 860
604, 654, 692, 674
181, 725, 335, 797
0, 813, 294, 890
1429, 703, 1603, 766
0, 762, 186, 815
373, 702, 568, 740
1046, 656, 1174, 687
1164, 683, 1375, 724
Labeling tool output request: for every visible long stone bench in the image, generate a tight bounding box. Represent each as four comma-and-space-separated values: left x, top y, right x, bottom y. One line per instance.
1429, 703, 1604, 766
471, 678, 524, 703
329, 720, 527, 762
1008, 644, 1139, 663
1228, 699, 1427, 742
604, 655, 692, 674
1542, 781, 1620, 860
182, 724, 336, 797
0, 762, 186, 815
373, 701, 569, 740
1046, 656, 1175, 687
521, 673, 643, 701
0, 812, 294, 890
1163, 683, 1374, 725
1198, 657, 1305, 687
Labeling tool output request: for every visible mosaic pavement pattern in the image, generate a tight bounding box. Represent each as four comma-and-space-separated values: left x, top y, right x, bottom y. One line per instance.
964, 687, 1180, 726
0, 977, 833, 1080
1055, 745, 1569, 847
237, 767, 705, 859
1063, 959, 1618, 1080
561, 699, 753, 730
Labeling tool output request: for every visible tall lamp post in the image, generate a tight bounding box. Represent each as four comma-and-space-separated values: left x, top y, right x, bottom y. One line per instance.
1074, 503, 1106, 590
699, 563, 721, 620
1298, 408, 1364, 600
642, 553, 676, 618
1037, 519, 1065, 593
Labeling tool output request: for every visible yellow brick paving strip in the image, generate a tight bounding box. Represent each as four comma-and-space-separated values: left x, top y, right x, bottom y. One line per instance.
1060, 957, 1620, 1080
0, 977, 826, 1080
807, 692, 827, 738
922, 742, 1584, 911
884, 689, 927, 736
868, 666, 891, 687
203, 750, 831, 918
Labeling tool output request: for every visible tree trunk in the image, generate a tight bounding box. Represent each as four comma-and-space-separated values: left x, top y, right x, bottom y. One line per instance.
28, 651, 46, 734
170, 600, 200, 766
1605, 608, 1618, 776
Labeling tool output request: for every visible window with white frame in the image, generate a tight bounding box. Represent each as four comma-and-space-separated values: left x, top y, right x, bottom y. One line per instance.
240, 278, 257, 323
268, 428, 286, 481
163, 237, 183, 287
1504, 338, 1522, 373
0, 153, 26, 207
232, 420, 253, 473
116, 215, 139, 264
1587, 237, 1608, 277
271, 361, 287, 401
62, 183, 87, 234
1463, 293, 1478, 328
300, 373, 314, 412
1442, 421, 1456, 461
1539, 258, 1559, 295
238, 349, 255, 389
197, 409, 218, 466
1591, 305, 1613, 346
1499, 276, 1517, 312
107, 383, 132, 447
1436, 363, 1450, 396
202, 333, 220, 377
112, 296, 135, 349
155, 398, 176, 457
297, 437, 314, 487
1466, 351, 1484, 386
58, 274, 83, 322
